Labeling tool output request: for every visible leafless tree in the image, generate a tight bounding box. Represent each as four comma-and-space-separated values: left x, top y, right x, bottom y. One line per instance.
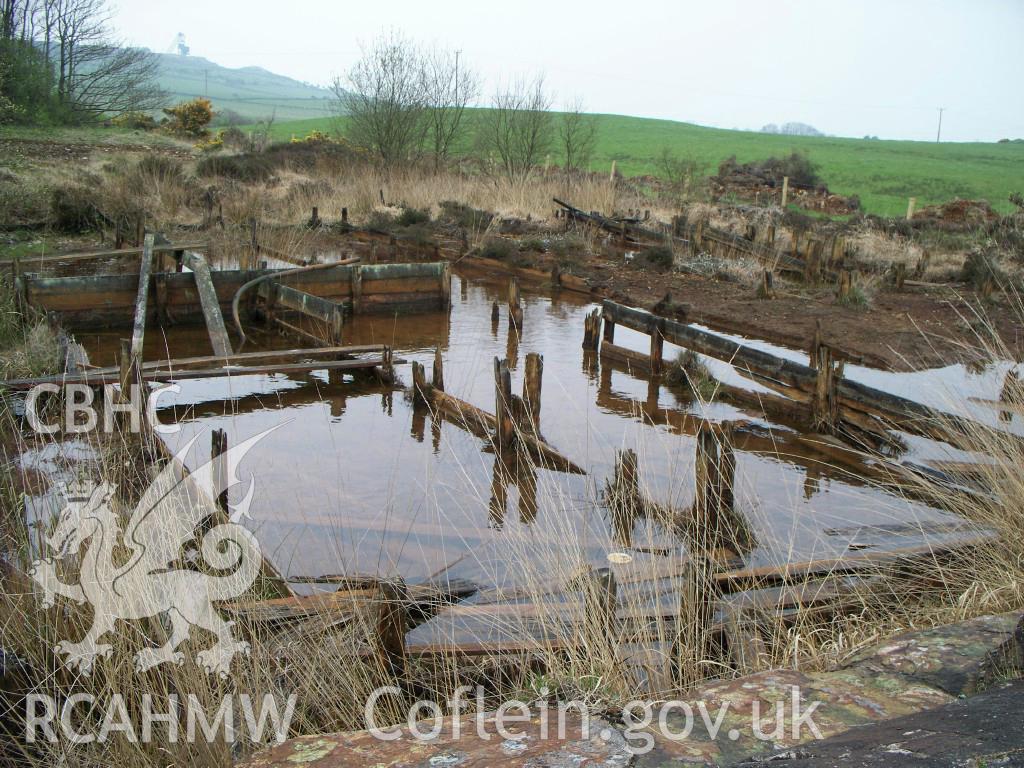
421, 47, 478, 170
2, 0, 162, 119
480, 75, 553, 183
558, 97, 598, 173
334, 31, 427, 168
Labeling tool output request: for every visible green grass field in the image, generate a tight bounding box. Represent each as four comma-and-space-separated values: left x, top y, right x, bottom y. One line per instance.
258, 112, 1024, 217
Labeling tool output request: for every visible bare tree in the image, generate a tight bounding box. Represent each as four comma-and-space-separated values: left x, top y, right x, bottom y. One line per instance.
421, 47, 478, 170
480, 75, 553, 183
335, 32, 427, 169
2, 0, 162, 120
558, 97, 598, 174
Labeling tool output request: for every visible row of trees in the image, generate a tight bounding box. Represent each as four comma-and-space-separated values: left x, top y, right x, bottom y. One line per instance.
0, 0, 162, 124
334, 33, 598, 181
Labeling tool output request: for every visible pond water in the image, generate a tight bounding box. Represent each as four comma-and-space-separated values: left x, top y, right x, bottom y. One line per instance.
65, 271, 1004, 594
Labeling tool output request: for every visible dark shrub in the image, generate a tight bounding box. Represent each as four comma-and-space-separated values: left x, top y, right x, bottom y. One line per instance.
136, 155, 183, 184
51, 187, 101, 233
438, 200, 493, 230
195, 154, 274, 183
642, 245, 674, 271
480, 238, 517, 260
396, 205, 430, 227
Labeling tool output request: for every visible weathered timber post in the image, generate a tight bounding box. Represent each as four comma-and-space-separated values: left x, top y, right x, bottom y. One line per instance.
914, 250, 931, 279
584, 569, 618, 653
609, 448, 641, 544
307, 206, 321, 229
836, 269, 853, 302
582, 308, 601, 351
135, 215, 145, 247
329, 307, 344, 347
759, 269, 775, 299
603, 312, 616, 344
893, 262, 906, 292
432, 348, 445, 392
375, 579, 409, 685
341, 207, 348, 225
694, 424, 723, 550
811, 342, 840, 433
781, 176, 789, 209
411, 361, 429, 406
508, 277, 523, 329
493, 357, 514, 449
649, 318, 665, 375
211, 428, 229, 516
765, 224, 776, 245
491, 300, 500, 323
676, 553, 719, 688
906, 197, 916, 221
379, 346, 396, 385
439, 262, 451, 309
350, 265, 363, 314
609, 160, 617, 182
523, 352, 543, 430
718, 424, 736, 522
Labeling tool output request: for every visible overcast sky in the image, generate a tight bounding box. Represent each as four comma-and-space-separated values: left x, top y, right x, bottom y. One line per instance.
112, 0, 1023, 142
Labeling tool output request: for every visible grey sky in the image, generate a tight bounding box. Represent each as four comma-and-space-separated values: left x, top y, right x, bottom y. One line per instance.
113, 0, 1023, 142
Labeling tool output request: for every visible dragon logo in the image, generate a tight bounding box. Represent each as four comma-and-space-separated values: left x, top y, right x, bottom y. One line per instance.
28, 426, 281, 677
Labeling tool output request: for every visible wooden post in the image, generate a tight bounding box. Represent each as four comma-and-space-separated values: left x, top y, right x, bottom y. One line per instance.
493, 357, 514, 449
130, 234, 155, 362
307, 206, 321, 228
118, 338, 132, 398
582, 308, 601, 350
759, 269, 775, 299
351, 265, 363, 314
811, 343, 839, 432
914, 250, 931, 279
439, 262, 451, 309
432, 348, 445, 392
411, 361, 428, 405
341, 207, 348, 225
781, 176, 789, 209
906, 197, 916, 221
718, 423, 736, 523
211, 428, 229, 516
508, 277, 523, 329
893, 262, 906, 292
649, 319, 664, 375
693, 424, 722, 550
584, 569, 618, 651
611, 448, 640, 525
491, 301, 500, 323
379, 346, 395, 385
609, 160, 617, 182
523, 353, 543, 429
603, 314, 616, 344
375, 579, 408, 682
836, 269, 853, 302
329, 306, 344, 346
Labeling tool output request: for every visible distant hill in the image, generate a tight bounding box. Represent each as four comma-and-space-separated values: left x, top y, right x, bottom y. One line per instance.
153, 53, 336, 122
761, 122, 824, 137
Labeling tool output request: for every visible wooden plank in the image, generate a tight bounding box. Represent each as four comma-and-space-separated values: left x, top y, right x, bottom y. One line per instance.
0, 242, 208, 268
270, 283, 343, 324
183, 251, 233, 358
130, 234, 155, 361
602, 299, 999, 448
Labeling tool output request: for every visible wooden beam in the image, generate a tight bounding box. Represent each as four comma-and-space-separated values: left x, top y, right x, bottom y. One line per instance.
130, 234, 155, 361
183, 251, 233, 357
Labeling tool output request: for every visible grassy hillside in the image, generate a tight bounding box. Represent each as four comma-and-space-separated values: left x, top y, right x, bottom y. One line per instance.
259, 112, 1024, 217
154, 53, 335, 122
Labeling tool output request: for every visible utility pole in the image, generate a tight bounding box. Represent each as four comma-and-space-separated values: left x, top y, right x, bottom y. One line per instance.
936, 107, 944, 143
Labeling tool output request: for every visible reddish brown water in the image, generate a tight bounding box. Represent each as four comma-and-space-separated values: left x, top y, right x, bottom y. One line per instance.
69, 271, 998, 592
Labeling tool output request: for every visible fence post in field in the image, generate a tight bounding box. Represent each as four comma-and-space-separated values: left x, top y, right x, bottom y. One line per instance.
582, 308, 601, 350
781, 176, 789, 209
609, 160, 617, 183
906, 197, 916, 221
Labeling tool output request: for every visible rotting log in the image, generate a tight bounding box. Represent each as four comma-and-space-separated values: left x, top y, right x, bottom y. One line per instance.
183, 251, 233, 357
